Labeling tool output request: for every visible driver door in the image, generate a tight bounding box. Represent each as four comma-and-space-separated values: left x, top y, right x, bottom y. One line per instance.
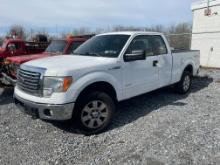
123, 35, 159, 99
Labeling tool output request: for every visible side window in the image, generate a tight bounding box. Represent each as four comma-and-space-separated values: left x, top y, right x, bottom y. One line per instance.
126, 35, 154, 56
152, 36, 168, 55
68, 41, 84, 54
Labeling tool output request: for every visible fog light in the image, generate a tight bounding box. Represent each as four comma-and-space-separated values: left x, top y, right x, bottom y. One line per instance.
44, 109, 52, 117
43, 88, 53, 97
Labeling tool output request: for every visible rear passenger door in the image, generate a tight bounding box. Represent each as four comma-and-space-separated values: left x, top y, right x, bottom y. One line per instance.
152, 35, 172, 87
123, 35, 159, 98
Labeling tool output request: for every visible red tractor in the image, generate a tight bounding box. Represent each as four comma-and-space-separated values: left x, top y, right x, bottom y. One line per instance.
1, 35, 93, 85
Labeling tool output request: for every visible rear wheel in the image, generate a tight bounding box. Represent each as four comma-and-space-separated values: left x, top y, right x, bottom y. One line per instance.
175, 71, 192, 94
74, 91, 115, 135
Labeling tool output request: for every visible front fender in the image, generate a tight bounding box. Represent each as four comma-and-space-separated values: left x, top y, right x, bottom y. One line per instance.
66, 71, 122, 102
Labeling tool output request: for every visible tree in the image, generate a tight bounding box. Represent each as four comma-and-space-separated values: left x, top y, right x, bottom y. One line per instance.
166, 23, 192, 50
4, 22, 192, 49
112, 25, 144, 32
8, 25, 26, 39
72, 27, 90, 36
0, 37, 3, 46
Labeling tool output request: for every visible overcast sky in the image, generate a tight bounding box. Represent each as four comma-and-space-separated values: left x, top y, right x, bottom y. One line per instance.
0, 0, 197, 34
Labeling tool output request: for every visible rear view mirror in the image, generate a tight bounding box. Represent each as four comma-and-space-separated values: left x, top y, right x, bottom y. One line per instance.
124, 50, 146, 62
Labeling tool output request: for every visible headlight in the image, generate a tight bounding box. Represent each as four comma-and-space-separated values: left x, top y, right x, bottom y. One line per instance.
43, 76, 73, 97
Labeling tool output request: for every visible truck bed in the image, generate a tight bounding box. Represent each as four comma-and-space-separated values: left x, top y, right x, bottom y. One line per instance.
171, 50, 200, 83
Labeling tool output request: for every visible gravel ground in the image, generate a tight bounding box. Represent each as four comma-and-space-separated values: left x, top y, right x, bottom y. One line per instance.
0, 69, 220, 165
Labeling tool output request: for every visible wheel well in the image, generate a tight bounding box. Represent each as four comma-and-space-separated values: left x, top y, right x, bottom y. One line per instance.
76, 81, 117, 103
184, 65, 193, 75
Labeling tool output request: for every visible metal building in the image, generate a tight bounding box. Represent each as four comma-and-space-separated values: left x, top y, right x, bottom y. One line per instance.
191, 0, 220, 68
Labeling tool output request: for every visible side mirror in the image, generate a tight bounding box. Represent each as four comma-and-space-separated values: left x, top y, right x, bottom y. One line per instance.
124, 50, 146, 62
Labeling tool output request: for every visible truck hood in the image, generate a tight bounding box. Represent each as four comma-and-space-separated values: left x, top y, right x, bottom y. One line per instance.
23, 55, 118, 76
6, 52, 56, 64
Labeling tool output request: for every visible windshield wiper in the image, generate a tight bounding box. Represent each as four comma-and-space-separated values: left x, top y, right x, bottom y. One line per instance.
73, 52, 101, 57
87, 52, 102, 57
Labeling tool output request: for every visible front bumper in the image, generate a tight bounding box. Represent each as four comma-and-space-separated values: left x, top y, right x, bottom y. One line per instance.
14, 94, 75, 121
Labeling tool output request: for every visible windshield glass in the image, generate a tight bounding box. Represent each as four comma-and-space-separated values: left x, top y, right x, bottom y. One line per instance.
45, 40, 67, 53
73, 35, 130, 58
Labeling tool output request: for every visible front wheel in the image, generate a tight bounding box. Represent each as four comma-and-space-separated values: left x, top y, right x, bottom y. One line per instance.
75, 91, 115, 135
175, 71, 192, 94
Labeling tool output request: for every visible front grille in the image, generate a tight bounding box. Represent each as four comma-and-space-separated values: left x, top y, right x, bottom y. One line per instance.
17, 68, 41, 95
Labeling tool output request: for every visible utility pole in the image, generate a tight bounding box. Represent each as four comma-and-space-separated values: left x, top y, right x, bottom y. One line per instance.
205, 0, 211, 16
207, 0, 210, 11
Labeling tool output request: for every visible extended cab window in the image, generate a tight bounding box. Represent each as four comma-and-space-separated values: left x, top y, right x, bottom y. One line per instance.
68, 41, 84, 54
126, 35, 154, 56
152, 36, 168, 55
73, 35, 130, 58
46, 40, 67, 53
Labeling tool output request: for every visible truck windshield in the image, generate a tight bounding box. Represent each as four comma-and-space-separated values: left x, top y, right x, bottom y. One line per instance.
73, 35, 130, 58
45, 40, 67, 53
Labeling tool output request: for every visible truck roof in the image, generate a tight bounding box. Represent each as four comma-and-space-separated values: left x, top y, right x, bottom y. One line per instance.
98, 31, 163, 36
53, 38, 88, 42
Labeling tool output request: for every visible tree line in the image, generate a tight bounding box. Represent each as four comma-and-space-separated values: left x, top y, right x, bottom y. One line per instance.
0, 23, 192, 50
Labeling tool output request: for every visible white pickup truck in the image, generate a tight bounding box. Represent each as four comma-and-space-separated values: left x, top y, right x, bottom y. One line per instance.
14, 32, 200, 134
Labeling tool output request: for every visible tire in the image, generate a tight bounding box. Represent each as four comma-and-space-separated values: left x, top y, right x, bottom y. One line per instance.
175, 71, 192, 94
74, 91, 115, 135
